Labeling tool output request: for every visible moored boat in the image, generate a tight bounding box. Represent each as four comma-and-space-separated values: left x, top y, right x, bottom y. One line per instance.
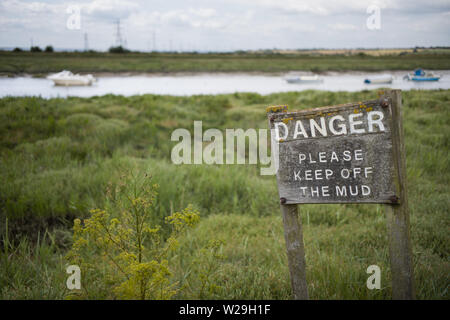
364, 74, 393, 84
47, 70, 96, 86
285, 75, 323, 84
403, 69, 440, 81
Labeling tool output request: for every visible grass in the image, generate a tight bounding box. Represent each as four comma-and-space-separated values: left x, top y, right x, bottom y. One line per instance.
1, 51, 450, 75
0, 89, 448, 299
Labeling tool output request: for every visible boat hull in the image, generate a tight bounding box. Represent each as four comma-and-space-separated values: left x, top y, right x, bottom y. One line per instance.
364, 74, 393, 84
286, 76, 323, 84
364, 79, 393, 84
404, 69, 440, 82
51, 79, 93, 86
47, 70, 96, 86
411, 77, 440, 82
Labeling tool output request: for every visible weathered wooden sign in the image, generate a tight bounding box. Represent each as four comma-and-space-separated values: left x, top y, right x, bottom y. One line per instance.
269, 99, 398, 204
267, 90, 415, 300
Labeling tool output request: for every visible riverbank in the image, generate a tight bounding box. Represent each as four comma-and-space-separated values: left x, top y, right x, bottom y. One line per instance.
1, 50, 450, 75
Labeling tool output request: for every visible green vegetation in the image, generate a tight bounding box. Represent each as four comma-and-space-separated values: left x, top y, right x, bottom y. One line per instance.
1, 50, 450, 75
66, 173, 205, 300
0, 89, 448, 299
29, 46, 42, 53
108, 46, 131, 54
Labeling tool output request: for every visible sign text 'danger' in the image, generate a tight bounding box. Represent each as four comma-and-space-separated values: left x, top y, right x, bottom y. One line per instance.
269, 100, 398, 204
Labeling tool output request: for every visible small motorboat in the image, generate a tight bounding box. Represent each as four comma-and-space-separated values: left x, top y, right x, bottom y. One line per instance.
285, 75, 323, 84
364, 74, 393, 84
403, 69, 440, 81
47, 70, 96, 86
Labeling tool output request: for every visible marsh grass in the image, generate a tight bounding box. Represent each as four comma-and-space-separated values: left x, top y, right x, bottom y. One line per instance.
0, 219, 68, 299
0, 89, 448, 299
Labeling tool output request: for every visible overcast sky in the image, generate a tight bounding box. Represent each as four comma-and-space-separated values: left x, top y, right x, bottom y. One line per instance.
1, 0, 449, 51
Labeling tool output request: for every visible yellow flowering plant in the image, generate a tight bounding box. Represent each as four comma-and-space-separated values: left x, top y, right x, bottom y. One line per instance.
65, 172, 200, 300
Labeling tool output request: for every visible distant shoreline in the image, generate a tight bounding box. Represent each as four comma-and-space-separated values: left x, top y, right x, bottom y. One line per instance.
2, 70, 449, 79
1, 50, 450, 76
2, 47, 449, 55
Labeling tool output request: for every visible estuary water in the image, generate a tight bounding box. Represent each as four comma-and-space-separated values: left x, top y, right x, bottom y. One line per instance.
1, 71, 449, 98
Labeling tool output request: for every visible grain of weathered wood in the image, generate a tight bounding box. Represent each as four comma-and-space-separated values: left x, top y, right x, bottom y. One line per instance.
380, 90, 416, 300
268, 105, 308, 300
281, 204, 309, 300
269, 100, 398, 204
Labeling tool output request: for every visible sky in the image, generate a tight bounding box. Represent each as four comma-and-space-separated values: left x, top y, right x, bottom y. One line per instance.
0, 0, 449, 51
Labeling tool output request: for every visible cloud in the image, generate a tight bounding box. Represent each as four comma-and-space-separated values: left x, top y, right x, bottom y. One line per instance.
188, 8, 217, 18
0, 0, 61, 14
328, 23, 359, 31
241, 0, 390, 16
0, 0, 449, 50
236, 0, 450, 16
389, 0, 450, 13
0, 0, 65, 31
81, 0, 140, 20
128, 8, 228, 30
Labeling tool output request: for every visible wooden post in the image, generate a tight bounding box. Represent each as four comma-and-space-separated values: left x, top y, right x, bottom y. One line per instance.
280, 203, 309, 300
381, 89, 416, 299
267, 105, 309, 300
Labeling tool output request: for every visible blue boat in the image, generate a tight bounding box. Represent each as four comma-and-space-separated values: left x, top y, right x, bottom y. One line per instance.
404, 69, 440, 81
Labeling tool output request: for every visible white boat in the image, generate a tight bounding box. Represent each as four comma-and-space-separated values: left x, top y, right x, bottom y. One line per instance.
364, 74, 393, 84
47, 70, 96, 86
285, 75, 323, 84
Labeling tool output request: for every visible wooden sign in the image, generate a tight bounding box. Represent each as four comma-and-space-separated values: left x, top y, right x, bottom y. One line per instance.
269, 99, 398, 204
267, 90, 415, 300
